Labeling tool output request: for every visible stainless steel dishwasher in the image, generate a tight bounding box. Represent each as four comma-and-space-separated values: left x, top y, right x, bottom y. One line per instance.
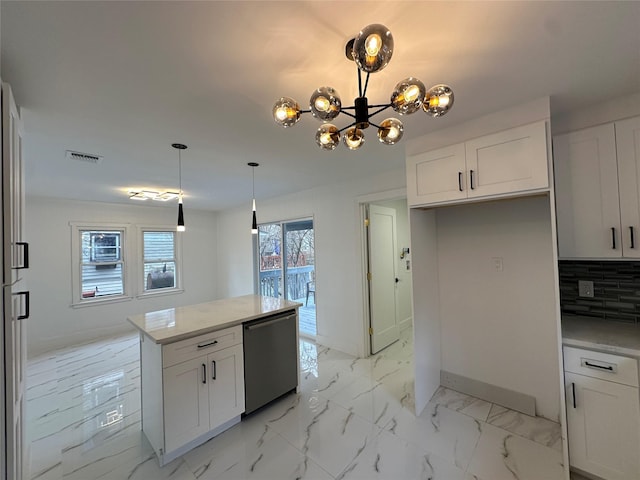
243, 309, 298, 415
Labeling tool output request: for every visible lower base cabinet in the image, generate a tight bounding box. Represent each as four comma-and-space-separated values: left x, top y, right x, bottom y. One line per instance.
564, 346, 640, 480
141, 326, 245, 466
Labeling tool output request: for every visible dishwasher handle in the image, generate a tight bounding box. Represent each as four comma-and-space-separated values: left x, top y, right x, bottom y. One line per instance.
245, 313, 296, 331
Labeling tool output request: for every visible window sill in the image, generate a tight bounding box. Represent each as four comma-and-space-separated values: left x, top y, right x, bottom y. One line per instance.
137, 288, 184, 300
71, 295, 133, 308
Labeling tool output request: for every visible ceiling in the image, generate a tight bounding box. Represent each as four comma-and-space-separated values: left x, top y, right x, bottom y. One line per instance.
2, 1, 639, 211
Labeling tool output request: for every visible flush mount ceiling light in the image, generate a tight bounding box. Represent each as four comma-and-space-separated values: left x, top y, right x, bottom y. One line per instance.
128, 190, 180, 201
272, 23, 454, 151
173, 143, 187, 232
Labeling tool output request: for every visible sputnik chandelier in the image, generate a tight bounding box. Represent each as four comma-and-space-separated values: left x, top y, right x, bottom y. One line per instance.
272, 23, 454, 151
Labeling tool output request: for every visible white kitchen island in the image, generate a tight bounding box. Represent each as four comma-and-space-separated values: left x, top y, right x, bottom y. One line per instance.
127, 294, 301, 466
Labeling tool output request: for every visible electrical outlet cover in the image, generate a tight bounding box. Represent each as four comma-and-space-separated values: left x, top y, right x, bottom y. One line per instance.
578, 280, 594, 298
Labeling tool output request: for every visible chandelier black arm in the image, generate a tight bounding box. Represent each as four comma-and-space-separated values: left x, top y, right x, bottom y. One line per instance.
368, 104, 393, 118
338, 121, 357, 134
362, 72, 371, 98
340, 110, 357, 120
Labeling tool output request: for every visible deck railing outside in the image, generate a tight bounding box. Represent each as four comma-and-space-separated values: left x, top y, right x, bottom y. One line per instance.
259, 265, 314, 300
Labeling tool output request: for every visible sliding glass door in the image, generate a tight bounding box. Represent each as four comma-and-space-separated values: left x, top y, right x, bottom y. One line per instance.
256, 218, 316, 336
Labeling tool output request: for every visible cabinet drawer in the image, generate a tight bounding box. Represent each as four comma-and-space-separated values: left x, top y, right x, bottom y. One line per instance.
163, 325, 242, 368
563, 346, 639, 387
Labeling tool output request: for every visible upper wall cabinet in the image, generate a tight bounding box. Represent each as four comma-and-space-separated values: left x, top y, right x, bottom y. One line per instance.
554, 116, 640, 258
406, 121, 549, 207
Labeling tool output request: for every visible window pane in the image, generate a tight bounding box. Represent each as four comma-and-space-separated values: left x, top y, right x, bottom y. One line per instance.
144, 231, 174, 260
144, 261, 176, 290
81, 263, 124, 298
81, 231, 122, 263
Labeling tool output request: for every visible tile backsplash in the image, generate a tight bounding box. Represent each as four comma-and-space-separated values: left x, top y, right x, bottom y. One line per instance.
558, 260, 640, 324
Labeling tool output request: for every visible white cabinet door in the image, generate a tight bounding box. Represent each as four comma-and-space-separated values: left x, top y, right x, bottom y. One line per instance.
465, 121, 549, 199
406, 143, 466, 206
553, 123, 621, 258
2, 81, 27, 480
406, 121, 549, 208
616, 116, 640, 258
208, 344, 245, 429
565, 372, 640, 480
163, 356, 210, 453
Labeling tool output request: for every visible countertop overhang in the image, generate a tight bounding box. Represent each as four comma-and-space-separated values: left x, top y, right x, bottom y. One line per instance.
562, 314, 640, 358
127, 294, 301, 344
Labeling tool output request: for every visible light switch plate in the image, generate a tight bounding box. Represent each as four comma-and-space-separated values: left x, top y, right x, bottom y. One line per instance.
578, 280, 594, 298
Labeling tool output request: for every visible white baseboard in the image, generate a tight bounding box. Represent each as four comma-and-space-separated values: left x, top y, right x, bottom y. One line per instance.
440, 370, 536, 416
399, 316, 412, 331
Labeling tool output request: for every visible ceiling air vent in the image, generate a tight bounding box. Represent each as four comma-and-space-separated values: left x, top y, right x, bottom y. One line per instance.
66, 150, 103, 164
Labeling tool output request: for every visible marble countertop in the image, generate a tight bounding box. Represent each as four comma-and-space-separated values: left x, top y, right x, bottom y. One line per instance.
127, 294, 301, 344
562, 315, 640, 358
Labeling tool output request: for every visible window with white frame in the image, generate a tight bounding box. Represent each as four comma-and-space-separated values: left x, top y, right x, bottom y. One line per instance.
73, 227, 128, 304
142, 229, 180, 293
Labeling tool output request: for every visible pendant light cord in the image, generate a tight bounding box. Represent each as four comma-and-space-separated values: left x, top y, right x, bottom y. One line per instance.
179, 149, 183, 198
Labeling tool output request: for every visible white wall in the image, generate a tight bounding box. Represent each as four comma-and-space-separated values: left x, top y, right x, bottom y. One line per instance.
409, 208, 441, 414
215, 168, 407, 357
25, 196, 218, 355
551, 92, 640, 135
374, 198, 412, 328
436, 196, 560, 420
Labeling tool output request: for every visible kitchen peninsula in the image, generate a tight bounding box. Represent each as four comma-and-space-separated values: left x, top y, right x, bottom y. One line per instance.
127, 294, 301, 466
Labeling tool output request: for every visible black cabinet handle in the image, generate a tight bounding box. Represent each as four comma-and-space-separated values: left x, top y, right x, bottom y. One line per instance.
14, 242, 29, 270
584, 361, 614, 371
212, 360, 217, 380
197, 340, 218, 349
14, 291, 29, 320
469, 170, 475, 190
202, 363, 207, 384
630, 226, 635, 249
458, 172, 463, 192
571, 382, 576, 408
611, 227, 616, 249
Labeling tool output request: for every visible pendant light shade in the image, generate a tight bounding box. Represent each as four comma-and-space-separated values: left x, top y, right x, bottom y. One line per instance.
248, 162, 259, 234
177, 201, 185, 232
172, 143, 187, 232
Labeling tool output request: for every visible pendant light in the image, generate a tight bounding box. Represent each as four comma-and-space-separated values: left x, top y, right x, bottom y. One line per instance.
248, 162, 259, 234
172, 143, 187, 232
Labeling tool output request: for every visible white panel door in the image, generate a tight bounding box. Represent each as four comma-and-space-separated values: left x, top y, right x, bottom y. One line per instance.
465, 121, 549, 198
565, 372, 640, 480
208, 344, 245, 429
553, 123, 621, 258
406, 143, 466, 206
368, 205, 399, 354
163, 356, 210, 453
616, 115, 640, 258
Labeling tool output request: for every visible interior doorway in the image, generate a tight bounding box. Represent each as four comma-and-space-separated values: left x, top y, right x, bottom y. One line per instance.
363, 198, 413, 355
256, 218, 316, 337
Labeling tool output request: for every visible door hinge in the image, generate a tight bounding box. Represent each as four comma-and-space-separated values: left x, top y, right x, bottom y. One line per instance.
364, 218, 369, 227
367, 272, 372, 281
369, 327, 373, 335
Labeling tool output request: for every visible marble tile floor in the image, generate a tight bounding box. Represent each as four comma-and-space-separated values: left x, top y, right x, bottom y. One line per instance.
26, 329, 567, 480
